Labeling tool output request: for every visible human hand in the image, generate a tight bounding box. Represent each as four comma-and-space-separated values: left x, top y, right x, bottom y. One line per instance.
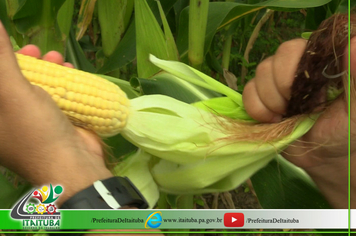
0, 22, 113, 206
0, 22, 164, 236
242, 37, 353, 208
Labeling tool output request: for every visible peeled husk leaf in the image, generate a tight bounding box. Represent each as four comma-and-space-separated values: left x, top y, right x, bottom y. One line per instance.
114, 150, 159, 208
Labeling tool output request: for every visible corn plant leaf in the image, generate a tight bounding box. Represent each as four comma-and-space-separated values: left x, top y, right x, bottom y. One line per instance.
97, 0, 176, 74
66, 27, 96, 73
325, 0, 341, 14
173, 0, 189, 24
251, 155, 331, 209
177, 0, 331, 61
305, 0, 342, 30
0, 0, 11, 33
57, 0, 74, 40
0, 173, 31, 208
135, 0, 177, 78
96, 20, 136, 74
177, 2, 261, 60
12, 0, 67, 54
98, 74, 139, 99
254, 0, 331, 8
104, 134, 138, 161
76, 0, 97, 41
206, 48, 223, 74
123, 0, 134, 27
337, 0, 355, 13
3, 0, 24, 46
305, 7, 327, 30
98, 0, 133, 57
146, 0, 177, 25
217, 0, 331, 28
12, 0, 65, 25
5, 0, 19, 17
157, 0, 179, 61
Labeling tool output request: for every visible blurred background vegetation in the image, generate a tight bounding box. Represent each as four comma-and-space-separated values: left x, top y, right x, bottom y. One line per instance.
0, 0, 353, 234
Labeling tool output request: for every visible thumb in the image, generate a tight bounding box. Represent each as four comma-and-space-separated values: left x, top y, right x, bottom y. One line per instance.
0, 21, 31, 95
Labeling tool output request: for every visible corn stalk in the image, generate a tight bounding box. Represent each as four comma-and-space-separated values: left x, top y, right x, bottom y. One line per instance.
4, 0, 22, 45
221, 29, 232, 70
241, 9, 274, 84
188, 0, 209, 70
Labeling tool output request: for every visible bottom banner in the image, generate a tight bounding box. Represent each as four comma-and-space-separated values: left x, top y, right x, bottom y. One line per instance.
0, 209, 348, 230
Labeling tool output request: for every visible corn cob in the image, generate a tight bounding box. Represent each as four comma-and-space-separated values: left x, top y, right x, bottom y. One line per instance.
16, 53, 130, 137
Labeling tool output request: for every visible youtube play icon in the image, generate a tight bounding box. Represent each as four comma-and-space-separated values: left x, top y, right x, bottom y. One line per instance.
224, 213, 244, 227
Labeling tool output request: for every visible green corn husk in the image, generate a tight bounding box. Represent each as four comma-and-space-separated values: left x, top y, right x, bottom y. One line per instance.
116, 55, 321, 204
121, 95, 318, 195
114, 150, 159, 208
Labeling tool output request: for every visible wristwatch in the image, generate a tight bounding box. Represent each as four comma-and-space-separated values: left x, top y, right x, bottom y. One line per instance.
61, 176, 148, 209
48, 177, 148, 235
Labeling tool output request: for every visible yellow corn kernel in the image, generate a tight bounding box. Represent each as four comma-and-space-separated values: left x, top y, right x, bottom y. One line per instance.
16, 53, 130, 137
55, 87, 66, 97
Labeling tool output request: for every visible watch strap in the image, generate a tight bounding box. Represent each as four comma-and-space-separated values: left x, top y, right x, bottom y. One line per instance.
61, 176, 148, 209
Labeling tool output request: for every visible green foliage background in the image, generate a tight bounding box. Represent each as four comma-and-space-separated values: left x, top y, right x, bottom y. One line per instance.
0, 0, 350, 213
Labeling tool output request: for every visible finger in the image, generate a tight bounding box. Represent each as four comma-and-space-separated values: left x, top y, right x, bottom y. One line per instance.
273, 39, 307, 100
63, 62, 74, 68
17, 45, 41, 59
243, 79, 282, 123
42, 51, 64, 65
255, 57, 288, 114
0, 21, 32, 95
